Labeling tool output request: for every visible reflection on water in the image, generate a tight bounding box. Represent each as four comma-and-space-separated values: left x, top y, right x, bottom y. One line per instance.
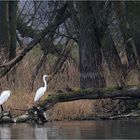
34, 125, 48, 140
0, 120, 140, 139
0, 124, 11, 139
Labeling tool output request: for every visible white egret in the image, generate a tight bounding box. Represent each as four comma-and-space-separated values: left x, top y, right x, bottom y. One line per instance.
34, 75, 51, 102
0, 90, 11, 111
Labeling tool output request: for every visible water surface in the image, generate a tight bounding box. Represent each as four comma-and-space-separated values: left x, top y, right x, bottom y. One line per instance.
0, 120, 140, 139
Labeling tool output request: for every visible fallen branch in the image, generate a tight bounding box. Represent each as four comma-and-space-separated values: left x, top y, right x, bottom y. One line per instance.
109, 111, 140, 120
40, 87, 140, 111
10, 108, 27, 112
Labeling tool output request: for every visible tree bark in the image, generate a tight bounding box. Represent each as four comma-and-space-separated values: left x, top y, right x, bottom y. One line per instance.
114, 1, 137, 69
9, 1, 18, 60
0, 1, 10, 64
77, 1, 106, 89
102, 31, 126, 86
125, 1, 140, 66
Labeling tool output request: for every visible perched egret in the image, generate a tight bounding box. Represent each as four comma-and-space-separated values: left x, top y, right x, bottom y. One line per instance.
0, 90, 11, 111
34, 75, 51, 102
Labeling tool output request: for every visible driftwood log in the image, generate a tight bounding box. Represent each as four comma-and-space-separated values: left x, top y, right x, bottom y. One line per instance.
1, 86, 140, 123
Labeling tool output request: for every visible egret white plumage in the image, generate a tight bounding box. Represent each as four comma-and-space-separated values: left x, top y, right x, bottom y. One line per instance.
0, 90, 11, 111
34, 75, 50, 102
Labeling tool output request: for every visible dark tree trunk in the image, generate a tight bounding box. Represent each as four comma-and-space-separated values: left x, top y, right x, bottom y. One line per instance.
114, 1, 130, 41
102, 31, 126, 87
90, 1, 127, 87
114, 1, 137, 70
9, 1, 18, 60
77, 2, 106, 89
120, 2, 140, 70
0, 1, 10, 64
125, 1, 140, 65
7, 1, 18, 89
68, 1, 80, 38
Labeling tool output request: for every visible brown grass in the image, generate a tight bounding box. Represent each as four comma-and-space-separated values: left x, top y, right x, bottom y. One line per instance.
0, 48, 80, 92
4, 91, 113, 120
0, 47, 140, 120
5, 92, 34, 117
4, 91, 98, 120
0, 47, 81, 120
47, 100, 96, 121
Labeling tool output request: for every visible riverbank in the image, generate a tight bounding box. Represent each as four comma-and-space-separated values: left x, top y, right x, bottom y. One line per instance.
1, 86, 140, 123
1, 106, 140, 124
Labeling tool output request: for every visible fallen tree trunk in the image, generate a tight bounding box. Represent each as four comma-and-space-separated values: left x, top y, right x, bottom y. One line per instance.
1, 86, 140, 124
40, 87, 140, 111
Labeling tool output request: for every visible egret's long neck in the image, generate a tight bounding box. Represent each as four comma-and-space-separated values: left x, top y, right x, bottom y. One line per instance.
43, 77, 47, 89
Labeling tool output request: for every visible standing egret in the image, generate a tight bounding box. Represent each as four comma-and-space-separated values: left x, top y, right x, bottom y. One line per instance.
34, 75, 51, 103
0, 90, 11, 111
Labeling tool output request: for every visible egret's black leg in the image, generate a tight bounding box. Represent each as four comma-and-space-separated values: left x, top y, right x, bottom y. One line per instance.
1, 105, 3, 111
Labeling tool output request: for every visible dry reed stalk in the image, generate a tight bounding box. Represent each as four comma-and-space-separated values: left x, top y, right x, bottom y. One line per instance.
0, 47, 140, 119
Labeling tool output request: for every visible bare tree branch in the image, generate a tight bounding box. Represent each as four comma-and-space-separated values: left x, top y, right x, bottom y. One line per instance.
0, 3, 70, 79
48, 40, 73, 83
29, 53, 48, 92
